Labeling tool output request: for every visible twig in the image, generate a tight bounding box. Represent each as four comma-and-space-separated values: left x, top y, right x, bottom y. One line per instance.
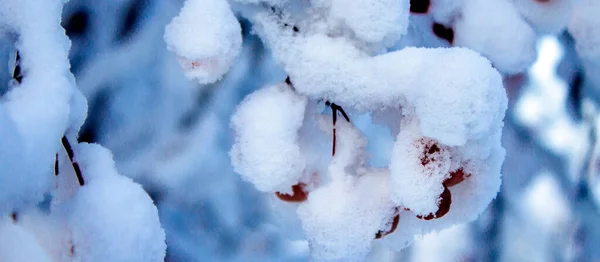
12, 51, 22, 83
326, 102, 350, 156
54, 153, 59, 176
61, 136, 85, 186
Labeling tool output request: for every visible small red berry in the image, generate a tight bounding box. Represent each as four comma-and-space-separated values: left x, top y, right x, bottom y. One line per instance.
416, 186, 452, 220
443, 168, 469, 187
276, 183, 308, 202
375, 213, 400, 239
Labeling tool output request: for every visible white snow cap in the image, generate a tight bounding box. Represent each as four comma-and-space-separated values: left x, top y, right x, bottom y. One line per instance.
54, 143, 166, 262
164, 0, 242, 84
329, 0, 410, 44
230, 83, 308, 193
454, 0, 537, 74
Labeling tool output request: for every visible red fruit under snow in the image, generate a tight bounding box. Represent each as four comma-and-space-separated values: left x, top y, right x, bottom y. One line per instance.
416, 186, 452, 220
375, 213, 400, 239
276, 183, 308, 202
443, 168, 469, 187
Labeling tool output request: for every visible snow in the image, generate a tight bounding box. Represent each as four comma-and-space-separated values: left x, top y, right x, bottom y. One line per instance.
454, 0, 537, 74
164, 0, 242, 84
53, 143, 166, 262
389, 118, 453, 215
329, 0, 410, 44
230, 83, 308, 193
0, 107, 29, 214
430, 0, 464, 25
0, 0, 525, 260
0, 0, 82, 214
513, 0, 577, 33
251, 14, 507, 145
410, 224, 473, 261
297, 120, 394, 261
298, 170, 395, 262
0, 219, 51, 262
223, 3, 509, 259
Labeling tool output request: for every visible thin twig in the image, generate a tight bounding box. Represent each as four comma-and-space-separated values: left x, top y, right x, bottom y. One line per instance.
54, 153, 59, 176
327, 102, 350, 156
13, 51, 22, 83
61, 136, 85, 186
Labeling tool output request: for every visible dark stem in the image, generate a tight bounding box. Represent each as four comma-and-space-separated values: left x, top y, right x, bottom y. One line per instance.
61, 136, 85, 186
54, 153, 59, 176
10, 211, 18, 223
13, 51, 22, 84
327, 102, 350, 156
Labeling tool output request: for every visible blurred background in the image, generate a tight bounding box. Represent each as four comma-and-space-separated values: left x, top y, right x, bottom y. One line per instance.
48, 0, 600, 261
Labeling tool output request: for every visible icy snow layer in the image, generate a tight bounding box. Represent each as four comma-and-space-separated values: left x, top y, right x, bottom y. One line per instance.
53, 143, 166, 262
230, 84, 308, 193
0, 0, 87, 214
164, 0, 242, 84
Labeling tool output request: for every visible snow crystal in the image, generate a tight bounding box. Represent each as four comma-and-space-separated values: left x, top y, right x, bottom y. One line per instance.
54, 143, 166, 262
454, 0, 536, 74
230, 83, 308, 193
164, 0, 242, 84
